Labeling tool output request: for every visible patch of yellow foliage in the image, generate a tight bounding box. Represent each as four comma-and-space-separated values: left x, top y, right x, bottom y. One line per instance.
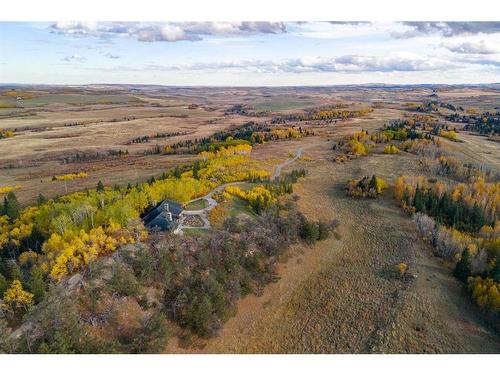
348, 139, 370, 155
383, 144, 400, 154
439, 129, 457, 140
1, 280, 34, 313
0, 130, 14, 139
53, 172, 89, 181
224, 185, 276, 211
0, 185, 21, 194
468, 277, 500, 313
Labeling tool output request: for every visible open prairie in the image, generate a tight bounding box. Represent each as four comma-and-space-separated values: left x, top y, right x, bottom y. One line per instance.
1, 84, 499, 354
2, 85, 499, 204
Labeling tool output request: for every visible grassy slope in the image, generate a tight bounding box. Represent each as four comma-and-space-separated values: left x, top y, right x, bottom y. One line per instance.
165, 135, 500, 354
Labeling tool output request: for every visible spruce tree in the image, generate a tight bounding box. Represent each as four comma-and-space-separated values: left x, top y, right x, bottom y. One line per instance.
453, 248, 472, 283
4, 192, 20, 220
193, 161, 200, 179
471, 203, 485, 231
26, 267, 46, 303
490, 257, 500, 283
96, 180, 105, 192
414, 185, 424, 212
174, 166, 182, 179
37, 193, 47, 206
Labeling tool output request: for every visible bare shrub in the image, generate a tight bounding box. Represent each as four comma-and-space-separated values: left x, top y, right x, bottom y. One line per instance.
413, 212, 436, 241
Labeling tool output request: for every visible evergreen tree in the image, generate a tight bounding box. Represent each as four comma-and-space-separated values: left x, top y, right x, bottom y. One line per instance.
0, 274, 8, 296
453, 248, 472, 282
37, 193, 47, 206
26, 267, 46, 303
414, 185, 424, 212
369, 175, 377, 193
471, 203, 485, 231
193, 161, 201, 179
190, 296, 213, 336
96, 180, 105, 192
490, 257, 500, 283
173, 166, 182, 179
8, 262, 23, 282
4, 192, 20, 220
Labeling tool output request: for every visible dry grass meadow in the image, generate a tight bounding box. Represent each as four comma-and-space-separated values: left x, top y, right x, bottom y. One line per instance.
1, 85, 500, 353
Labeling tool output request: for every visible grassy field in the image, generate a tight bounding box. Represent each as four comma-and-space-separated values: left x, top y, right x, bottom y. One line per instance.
252, 96, 315, 112
184, 198, 208, 210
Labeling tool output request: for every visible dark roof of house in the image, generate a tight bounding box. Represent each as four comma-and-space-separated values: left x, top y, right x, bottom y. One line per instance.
160, 199, 183, 215
145, 212, 176, 231
143, 199, 183, 230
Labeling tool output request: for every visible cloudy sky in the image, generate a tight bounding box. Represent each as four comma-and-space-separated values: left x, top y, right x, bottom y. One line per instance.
1, 21, 499, 85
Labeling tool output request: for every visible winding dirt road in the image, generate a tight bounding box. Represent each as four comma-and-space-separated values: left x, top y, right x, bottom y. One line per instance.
176, 147, 303, 234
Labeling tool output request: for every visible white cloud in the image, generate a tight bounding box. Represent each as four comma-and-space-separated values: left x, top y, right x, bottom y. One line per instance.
394, 22, 500, 38
52, 21, 98, 36
103, 52, 120, 59
49, 21, 287, 42
442, 40, 499, 54
61, 54, 87, 63
162, 54, 457, 73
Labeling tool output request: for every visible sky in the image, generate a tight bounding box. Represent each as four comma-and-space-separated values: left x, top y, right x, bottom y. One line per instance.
0, 21, 499, 86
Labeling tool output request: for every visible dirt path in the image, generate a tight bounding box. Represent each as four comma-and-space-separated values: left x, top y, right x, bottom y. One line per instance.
176, 148, 303, 234
271, 147, 302, 180
165, 136, 500, 353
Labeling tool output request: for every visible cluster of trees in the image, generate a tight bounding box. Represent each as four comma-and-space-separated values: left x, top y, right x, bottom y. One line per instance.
436, 128, 458, 140
430, 155, 495, 183
447, 111, 500, 135
224, 186, 276, 214
310, 108, 373, 121
51, 172, 89, 193
348, 139, 371, 156
163, 205, 332, 337
345, 175, 389, 198
405, 101, 439, 113
52, 172, 88, 181
383, 145, 400, 154
208, 125, 312, 146
468, 277, 500, 320
198, 144, 252, 160
336, 120, 430, 158
265, 169, 307, 197
395, 176, 498, 232
0, 130, 14, 139
0, 192, 21, 221
399, 137, 441, 156
270, 108, 373, 124
400, 173, 499, 323
1, 186, 335, 353
0, 144, 276, 325
60, 149, 129, 164
147, 122, 312, 156
224, 104, 268, 117
193, 149, 269, 184
1, 269, 169, 353
413, 211, 499, 326
0, 185, 21, 195
379, 120, 424, 142
439, 102, 462, 112
127, 131, 187, 145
